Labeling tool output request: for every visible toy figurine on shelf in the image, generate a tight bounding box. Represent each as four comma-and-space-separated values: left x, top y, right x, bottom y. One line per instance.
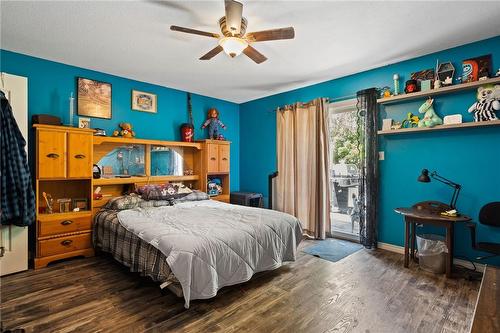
434, 79, 442, 89
382, 87, 391, 98
443, 76, 453, 86
207, 180, 218, 196
42, 192, 53, 214
404, 80, 418, 94
401, 112, 420, 128
202, 108, 226, 140
418, 98, 442, 128
112, 123, 135, 138
468, 84, 500, 121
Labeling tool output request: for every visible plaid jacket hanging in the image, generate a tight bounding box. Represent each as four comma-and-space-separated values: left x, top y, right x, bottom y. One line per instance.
0, 90, 36, 226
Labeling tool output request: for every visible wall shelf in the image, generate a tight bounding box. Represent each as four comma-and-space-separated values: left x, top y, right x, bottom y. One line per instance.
93, 175, 200, 185
377, 77, 500, 105
378, 120, 500, 135
93, 136, 202, 149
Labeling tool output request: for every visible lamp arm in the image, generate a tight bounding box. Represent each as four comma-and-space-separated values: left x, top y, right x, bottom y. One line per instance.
450, 186, 461, 209
430, 171, 462, 208
431, 172, 461, 189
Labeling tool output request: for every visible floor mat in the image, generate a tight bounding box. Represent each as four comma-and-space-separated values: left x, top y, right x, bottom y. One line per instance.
302, 238, 363, 263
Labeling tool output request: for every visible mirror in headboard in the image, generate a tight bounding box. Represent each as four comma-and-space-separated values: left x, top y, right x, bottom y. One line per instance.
96, 144, 146, 177
150, 146, 184, 176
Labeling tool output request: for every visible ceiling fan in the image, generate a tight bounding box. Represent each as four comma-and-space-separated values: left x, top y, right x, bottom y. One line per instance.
170, 0, 295, 64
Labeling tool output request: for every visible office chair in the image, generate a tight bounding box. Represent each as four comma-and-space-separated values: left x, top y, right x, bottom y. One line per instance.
466, 202, 500, 260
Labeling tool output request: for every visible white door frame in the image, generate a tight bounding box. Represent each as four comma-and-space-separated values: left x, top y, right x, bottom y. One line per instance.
0, 72, 29, 276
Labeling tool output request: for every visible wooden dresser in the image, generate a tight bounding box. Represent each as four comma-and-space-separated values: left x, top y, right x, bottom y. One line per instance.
34, 124, 94, 269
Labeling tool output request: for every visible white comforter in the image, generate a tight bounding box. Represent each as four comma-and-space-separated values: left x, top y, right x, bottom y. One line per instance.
117, 200, 302, 307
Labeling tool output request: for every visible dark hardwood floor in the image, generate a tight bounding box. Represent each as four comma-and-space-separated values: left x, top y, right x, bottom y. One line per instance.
1, 241, 480, 333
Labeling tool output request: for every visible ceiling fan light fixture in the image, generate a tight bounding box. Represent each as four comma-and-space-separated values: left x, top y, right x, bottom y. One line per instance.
218, 37, 248, 58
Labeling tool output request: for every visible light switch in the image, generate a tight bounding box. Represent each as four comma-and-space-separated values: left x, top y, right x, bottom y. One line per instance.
379, 151, 385, 160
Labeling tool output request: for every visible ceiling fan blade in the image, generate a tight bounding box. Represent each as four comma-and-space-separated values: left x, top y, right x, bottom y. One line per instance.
243, 45, 267, 64
245, 27, 295, 42
199, 45, 224, 60
224, 0, 243, 35
170, 25, 220, 38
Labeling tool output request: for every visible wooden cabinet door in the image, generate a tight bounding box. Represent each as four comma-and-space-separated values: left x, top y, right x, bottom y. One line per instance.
218, 144, 230, 173
67, 133, 92, 178
207, 144, 219, 173
38, 130, 66, 178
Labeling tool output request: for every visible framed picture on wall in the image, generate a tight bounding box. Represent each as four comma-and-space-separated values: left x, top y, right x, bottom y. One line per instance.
131, 90, 157, 113
77, 77, 112, 119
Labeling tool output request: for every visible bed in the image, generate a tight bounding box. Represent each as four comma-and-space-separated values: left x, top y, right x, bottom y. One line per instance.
93, 193, 302, 308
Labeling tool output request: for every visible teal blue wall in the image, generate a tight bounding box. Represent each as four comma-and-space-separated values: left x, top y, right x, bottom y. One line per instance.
0, 50, 240, 190
240, 36, 500, 265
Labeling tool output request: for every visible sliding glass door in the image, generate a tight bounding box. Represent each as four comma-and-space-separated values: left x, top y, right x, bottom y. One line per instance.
328, 100, 364, 240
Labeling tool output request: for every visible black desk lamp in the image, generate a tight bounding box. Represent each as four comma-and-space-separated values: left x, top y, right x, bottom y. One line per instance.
418, 169, 462, 209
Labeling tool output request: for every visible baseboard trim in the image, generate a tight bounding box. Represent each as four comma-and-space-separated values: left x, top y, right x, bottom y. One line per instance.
377, 242, 485, 273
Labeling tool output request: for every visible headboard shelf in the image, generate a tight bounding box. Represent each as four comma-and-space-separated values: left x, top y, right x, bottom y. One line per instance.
93, 136, 202, 149
93, 175, 200, 185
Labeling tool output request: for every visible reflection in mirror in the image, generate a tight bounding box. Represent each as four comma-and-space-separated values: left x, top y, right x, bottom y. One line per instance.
97, 145, 145, 177
151, 146, 184, 176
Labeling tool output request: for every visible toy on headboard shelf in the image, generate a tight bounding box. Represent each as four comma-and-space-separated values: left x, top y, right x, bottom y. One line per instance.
112, 123, 135, 138
201, 108, 226, 140
418, 98, 442, 128
468, 84, 500, 122
207, 177, 223, 196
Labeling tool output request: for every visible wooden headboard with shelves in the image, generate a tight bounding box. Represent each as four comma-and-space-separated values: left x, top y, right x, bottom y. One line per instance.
33, 125, 231, 268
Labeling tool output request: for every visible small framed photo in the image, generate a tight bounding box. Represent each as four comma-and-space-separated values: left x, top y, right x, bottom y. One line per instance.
78, 117, 91, 129
57, 198, 72, 213
72, 198, 88, 211
132, 90, 157, 113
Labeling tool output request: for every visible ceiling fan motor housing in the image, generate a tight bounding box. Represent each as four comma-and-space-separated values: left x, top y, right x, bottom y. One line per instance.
219, 16, 248, 37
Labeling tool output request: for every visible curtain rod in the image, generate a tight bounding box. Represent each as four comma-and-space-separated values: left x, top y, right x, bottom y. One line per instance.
268, 93, 357, 113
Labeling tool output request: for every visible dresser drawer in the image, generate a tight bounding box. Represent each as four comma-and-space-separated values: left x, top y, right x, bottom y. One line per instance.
38, 233, 92, 257
38, 214, 92, 237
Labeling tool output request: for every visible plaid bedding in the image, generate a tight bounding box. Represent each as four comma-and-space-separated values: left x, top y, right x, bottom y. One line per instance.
93, 209, 174, 283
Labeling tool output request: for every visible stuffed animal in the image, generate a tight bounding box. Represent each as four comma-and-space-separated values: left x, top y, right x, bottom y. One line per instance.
201, 108, 226, 140
418, 98, 442, 128
468, 84, 500, 121
112, 123, 136, 138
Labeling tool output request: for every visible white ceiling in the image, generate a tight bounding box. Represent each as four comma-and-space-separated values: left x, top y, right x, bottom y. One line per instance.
1, 1, 499, 103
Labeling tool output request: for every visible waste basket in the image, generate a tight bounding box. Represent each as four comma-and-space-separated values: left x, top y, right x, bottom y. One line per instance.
416, 234, 447, 274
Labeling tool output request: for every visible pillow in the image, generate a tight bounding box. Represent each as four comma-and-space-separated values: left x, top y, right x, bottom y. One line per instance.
136, 183, 192, 201
105, 194, 143, 210
173, 190, 210, 203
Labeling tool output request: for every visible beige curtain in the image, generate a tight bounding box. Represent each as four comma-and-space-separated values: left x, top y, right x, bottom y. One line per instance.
276, 98, 331, 239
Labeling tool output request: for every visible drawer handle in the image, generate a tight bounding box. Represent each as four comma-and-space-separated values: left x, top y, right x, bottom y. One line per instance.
61, 240, 73, 246
61, 220, 73, 226
74, 154, 86, 159
210, 157, 216, 161
46, 153, 59, 159
222, 158, 228, 161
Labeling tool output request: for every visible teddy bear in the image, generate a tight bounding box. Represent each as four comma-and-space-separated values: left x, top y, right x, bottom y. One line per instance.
112, 123, 136, 138
468, 84, 500, 122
